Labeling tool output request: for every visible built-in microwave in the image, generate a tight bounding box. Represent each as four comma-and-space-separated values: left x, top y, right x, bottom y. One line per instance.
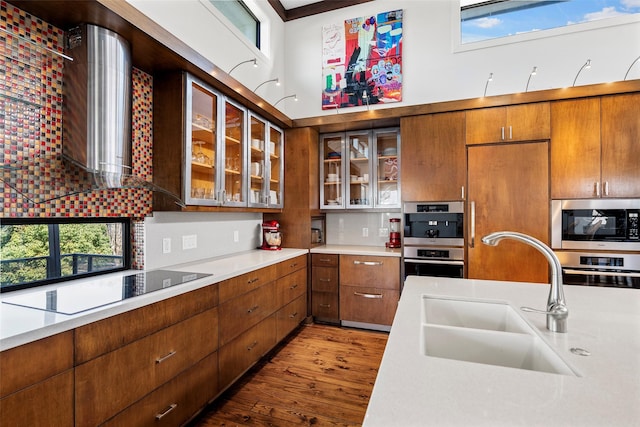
551, 199, 640, 251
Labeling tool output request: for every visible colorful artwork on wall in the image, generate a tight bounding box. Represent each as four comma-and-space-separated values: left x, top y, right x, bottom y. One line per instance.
322, 9, 403, 110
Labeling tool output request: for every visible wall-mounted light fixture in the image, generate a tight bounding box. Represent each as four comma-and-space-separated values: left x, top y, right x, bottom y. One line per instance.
572, 59, 591, 87
525, 66, 537, 92
274, 94, 298, 107
624, 55, 640, 80
228, 58, 257, 75
483, 73, 493, 97
254, 78, 280, 93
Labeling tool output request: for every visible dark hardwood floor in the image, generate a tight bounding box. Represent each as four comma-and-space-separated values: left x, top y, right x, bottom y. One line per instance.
190, 323, 389, 426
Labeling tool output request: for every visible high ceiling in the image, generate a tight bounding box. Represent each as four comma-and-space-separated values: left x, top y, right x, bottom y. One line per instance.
269, 0, 374, 21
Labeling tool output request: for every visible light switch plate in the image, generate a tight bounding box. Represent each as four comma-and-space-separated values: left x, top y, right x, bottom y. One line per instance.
162, 238, 171, 254
182, 234, 197, 250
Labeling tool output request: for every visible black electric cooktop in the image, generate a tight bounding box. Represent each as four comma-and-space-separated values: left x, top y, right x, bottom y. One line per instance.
2, 270, 211, 315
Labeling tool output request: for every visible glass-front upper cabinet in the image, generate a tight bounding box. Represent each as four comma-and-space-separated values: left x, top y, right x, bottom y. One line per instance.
222, 99, 247, 206
268, 125, 284, 208
346, 131, 372, 208
249, 114, 268, 206
374, 128, 401, 208
185, 75, 220, 206
320, 133, 345, 209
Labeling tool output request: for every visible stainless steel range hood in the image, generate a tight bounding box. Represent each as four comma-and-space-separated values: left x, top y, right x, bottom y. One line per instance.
1, 23, 184, 207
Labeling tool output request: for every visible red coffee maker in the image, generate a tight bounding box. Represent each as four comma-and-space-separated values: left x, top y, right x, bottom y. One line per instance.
261, 220, 282, 250
386, 218, 401, 248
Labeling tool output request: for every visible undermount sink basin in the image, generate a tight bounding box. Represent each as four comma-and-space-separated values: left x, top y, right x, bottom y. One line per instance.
420, 295, 576, 376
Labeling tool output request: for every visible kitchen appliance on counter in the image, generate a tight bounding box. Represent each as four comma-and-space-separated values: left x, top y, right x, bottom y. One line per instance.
261, 220, 282, 250
403, 202, 465, 279
552, 199, 640, 251
556, 251, 640, 289
386, 218, 401, 248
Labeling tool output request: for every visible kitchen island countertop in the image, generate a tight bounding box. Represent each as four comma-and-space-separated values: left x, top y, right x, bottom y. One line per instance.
364, 276, 640, 426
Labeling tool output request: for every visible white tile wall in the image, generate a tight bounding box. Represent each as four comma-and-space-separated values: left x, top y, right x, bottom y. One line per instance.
325, 211, 401, 247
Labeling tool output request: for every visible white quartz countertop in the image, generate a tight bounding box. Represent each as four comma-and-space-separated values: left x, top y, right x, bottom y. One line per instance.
0, 248, 307, 351
310, 244, 401, 257
364, 276, 640, 427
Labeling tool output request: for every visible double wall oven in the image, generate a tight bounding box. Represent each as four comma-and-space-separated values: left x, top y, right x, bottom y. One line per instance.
403, 202, 464, 279
552, 199, 640, 289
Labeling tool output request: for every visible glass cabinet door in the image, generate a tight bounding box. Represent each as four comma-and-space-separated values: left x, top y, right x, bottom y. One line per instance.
222, 99, 246, 206
320, 133, 345, 209
346, 131, 372, 208
374, 128, 401, 208
249, 114, 268, 206
267, 125, 284, 208
186, 77, 219, 205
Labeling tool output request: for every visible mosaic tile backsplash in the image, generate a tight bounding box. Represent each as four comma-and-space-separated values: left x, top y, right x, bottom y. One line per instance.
1, 1, 154, 268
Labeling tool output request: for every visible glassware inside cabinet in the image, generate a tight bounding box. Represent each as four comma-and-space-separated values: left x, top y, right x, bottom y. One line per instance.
347, 132, 371, 208
322, 134, 343, 207
249, 115, 267, 205
189, 82, 217, 203
223, 100, 245, 204
375, 129, 400, 207
268, 126, 283, 207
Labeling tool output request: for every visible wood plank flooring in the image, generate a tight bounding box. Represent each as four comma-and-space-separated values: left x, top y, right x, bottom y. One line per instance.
190, 323, 389, 427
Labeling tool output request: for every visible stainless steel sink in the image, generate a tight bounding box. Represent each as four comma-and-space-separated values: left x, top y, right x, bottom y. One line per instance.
420, 295, 577, 376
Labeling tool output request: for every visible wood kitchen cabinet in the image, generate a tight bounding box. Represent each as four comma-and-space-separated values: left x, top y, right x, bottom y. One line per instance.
466, 102, 550, 145
401, 111, 466, 201
467, 141, 550, 284
339, 255, 400, 329
0, 332, 74, 427
311, 253, 340, 324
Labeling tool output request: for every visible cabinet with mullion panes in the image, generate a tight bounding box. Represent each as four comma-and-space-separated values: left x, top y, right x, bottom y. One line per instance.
222, 98, 247, 206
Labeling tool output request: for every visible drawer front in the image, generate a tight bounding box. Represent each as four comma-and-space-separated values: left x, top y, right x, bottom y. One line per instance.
219, 264, 277, 303
312, 253, 339, 267
219, 315, 277, 390
75, 284, 218, 364
340, 255, 399, 290
339, 285, 399, 326
219, 281, 278, 346
311, 291, 339, 322
75, 308, 218, 426
276, 294, 307, 342
0, 370, 74, 427
0, 331, 73, 398
102, 352, 218, 427
312, 266, 339, 292
277, 254, 307, 277
276, 267, 307, 308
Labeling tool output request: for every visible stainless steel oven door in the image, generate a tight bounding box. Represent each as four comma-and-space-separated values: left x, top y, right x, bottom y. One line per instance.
562, 268, 640, 289
557, 251, 640, 288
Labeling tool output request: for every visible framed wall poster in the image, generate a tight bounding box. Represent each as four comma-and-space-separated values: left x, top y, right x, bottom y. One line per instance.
322, 9, 403, 110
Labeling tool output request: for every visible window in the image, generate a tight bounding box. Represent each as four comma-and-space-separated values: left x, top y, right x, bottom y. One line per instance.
1, 218, 130, 292
209, 0, 261, 49
461, 0, 640, 44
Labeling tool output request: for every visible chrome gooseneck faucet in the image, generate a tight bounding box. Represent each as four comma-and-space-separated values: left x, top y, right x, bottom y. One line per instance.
481, 231, 568, 333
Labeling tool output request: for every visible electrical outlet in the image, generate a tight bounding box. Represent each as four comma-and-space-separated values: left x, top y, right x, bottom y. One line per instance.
182, 234, 197, 250
362, 227, 369, 237
233, 230, 239, 243
379, 227, 389, 237
162, 238, 171, 254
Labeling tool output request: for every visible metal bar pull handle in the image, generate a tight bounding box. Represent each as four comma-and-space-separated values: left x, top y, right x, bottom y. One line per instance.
319, 303, 331, 308
247, 277, 259, 284
354, 291, 383, 299
319, 278, 331, 282
509, 126, 513, 139
155, 350, 177, 364
461, 186, 465, 200
155, 403, 177, 420
289, 312, 299, 318
501, 126, 505, 140
353, 260, 383, 266
289, 283, 299, 289
247, 305, 259, 313
247, 341, 258, 351
604, 181, 609, 196
595, 181, 601, 197
469, 201, 476, 248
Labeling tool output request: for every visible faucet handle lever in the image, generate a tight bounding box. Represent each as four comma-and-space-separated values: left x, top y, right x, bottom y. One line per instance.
520, 306, 548, 314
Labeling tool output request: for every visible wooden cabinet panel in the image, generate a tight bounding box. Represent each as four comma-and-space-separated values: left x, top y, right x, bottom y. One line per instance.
467, 142, 550, 283
340, 255, 400, 290
276, 254, 307, 277
401, 112, 466, 201
312, 291, 340, 322
218, 264, 277, 303
312, 253, 339, 267
601, 93, 640, 198
312, 266, 339, 292
219, 281, 279, 346
0, 331, 73, 398
466, 103, 550, 145
276, 267, 307, 308
0, 370, 74, 427
276, 294, 307, 342
219, 315, 277, 390
551, 98, 601, 199
75, 308, 218, 426
339, 286, 399, 326
102, 352, 218, 427
75, 285, 217, 364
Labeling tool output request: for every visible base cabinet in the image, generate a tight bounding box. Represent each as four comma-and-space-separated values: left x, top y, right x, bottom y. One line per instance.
311, 254, 340, 324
